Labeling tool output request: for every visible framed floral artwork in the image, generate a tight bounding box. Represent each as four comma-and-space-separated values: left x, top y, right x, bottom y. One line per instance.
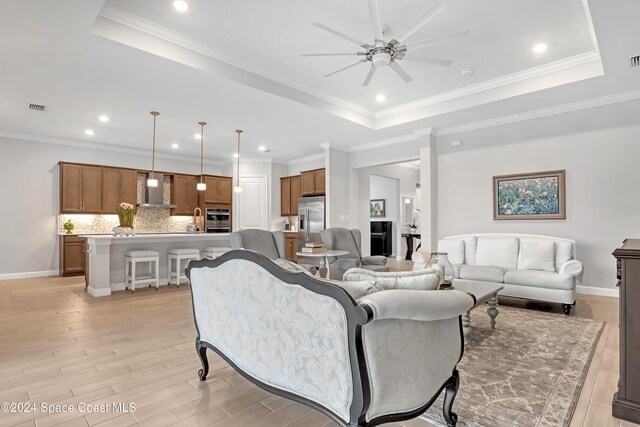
493, 170, 566, 220
370, 199, 385, 218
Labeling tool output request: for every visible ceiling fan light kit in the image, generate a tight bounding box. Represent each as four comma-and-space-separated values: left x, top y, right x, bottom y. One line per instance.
303, 0, 470, 86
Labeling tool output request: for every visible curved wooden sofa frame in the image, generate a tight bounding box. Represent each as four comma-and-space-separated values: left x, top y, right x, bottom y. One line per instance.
186, 250, 464, 427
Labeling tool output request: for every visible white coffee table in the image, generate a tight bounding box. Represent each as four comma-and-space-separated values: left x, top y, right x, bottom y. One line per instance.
451, 279, 504, 345
296, 250, 350, 279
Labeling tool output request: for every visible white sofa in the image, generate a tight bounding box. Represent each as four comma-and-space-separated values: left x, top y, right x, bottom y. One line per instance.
412, 234, 583, 315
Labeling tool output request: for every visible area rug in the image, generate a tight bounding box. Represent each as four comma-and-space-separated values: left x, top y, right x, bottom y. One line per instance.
421, 305, 604, 427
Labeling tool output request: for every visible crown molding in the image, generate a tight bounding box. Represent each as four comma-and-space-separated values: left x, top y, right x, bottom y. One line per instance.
375, 51, 602, 120
97, 4, 603, 131
287, 153, 325, 165
0, 131, 227, 166
98, 5, 374, 120
436, 88, 640, 136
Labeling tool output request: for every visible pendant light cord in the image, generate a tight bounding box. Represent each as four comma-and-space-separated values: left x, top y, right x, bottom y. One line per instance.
236, 130, 243, 187
150, 111, 159, 177
199, 122, 206, 183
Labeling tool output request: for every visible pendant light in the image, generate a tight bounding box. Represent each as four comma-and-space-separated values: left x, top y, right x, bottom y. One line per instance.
147, 111, 160, 187
197, 121, 207, 191
233, 129, 243, 193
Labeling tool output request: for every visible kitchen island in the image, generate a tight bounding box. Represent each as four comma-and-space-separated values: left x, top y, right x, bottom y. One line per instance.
82, 233, 231, 297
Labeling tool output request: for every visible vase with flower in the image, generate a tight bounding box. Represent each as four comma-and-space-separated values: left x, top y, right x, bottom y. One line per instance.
113, 202, 136, 236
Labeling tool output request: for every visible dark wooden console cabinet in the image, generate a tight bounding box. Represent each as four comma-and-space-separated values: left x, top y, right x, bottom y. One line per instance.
613, 239, 640, 423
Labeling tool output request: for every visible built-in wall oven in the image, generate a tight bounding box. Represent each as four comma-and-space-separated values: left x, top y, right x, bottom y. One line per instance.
205, 208, 230, 233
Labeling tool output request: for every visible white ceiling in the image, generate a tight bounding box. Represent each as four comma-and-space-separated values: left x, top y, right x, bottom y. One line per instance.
0, 0, 638, 163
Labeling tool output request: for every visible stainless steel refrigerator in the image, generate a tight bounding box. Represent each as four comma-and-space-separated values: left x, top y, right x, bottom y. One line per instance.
298, 196, 326, 251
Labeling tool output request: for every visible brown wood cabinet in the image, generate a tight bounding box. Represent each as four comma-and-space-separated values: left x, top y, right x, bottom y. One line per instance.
171, 174, 198, 215
284, 232, 299, 262
60, 163, 103, 213
204, 176, 233, 204
59, 235, 86, 276
102, 168, 138, 214
300, 168, 325, 196
280, 175, 302, 216
613, 239, 640, 423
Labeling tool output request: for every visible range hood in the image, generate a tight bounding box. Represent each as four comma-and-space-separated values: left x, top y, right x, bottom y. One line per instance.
138, 173, 177, 208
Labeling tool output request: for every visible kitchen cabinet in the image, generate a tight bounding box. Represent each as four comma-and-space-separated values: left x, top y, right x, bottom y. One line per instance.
59, 235, 85, 277
280, 175, 302, 216
284, 232, 298, 262
204, 176, 233, 204
301, 168, 325, 196
60, 163, 103, 213
171, 174, 198, 215
102, 168, 138, 214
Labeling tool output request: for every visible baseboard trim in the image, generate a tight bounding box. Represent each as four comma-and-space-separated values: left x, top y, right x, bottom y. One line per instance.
576, 285, 619, 298
0, 270, 58, 281
87, 286, 112, 297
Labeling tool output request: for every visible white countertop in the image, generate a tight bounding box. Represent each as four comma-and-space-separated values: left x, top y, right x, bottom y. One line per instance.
82, 233, 230, 244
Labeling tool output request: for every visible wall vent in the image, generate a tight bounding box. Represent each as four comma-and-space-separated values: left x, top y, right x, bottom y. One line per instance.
28, 103, 46, 111
631, 55, 640, 68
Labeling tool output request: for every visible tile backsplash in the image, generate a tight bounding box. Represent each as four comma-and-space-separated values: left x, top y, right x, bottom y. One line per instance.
58, 209, 194, 234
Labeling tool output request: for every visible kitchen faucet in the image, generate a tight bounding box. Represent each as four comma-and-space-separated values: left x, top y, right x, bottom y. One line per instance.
193, 207, 203, 232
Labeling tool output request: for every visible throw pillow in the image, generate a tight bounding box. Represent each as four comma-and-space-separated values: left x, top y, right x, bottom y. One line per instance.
437, 239, 465, 265
475, 238, 519, 270
517, 238, 556, 272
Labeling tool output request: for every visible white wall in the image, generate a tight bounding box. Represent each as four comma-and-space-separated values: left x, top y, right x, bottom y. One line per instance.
437, 123, 640, 289
326, 148, 350, 228
0, 136, 222, 278
355, 164, 420, 257
369, 175, 399, 256
288, 155, 324, 176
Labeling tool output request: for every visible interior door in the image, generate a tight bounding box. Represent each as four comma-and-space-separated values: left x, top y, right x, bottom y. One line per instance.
236, 176, 268, 230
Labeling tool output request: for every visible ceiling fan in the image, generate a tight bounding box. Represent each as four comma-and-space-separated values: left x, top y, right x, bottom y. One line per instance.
302, 0, 469, 86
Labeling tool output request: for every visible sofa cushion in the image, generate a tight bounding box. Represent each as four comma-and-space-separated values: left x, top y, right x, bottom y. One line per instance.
517, 238, 556, 272
343, 268, 440, 291
437, 239, 465, 265
321, 278, 381, 300
475, 238, 519, 270
555, 240, 574, 272
504, 270, 574, 290
458, 265, 507, 283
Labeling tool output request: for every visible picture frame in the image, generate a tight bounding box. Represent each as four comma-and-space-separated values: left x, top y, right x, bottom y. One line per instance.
493, 170, 566, 220
370, 199, 385, 218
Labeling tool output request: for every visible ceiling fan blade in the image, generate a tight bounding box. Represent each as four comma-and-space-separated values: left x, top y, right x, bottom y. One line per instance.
362, 65, 378, 86
402, 55, 453, 66
312, 22, 369, 48
324, 59, 367, 78
367, 0, 384, 41
302, 53, 363, 57
393, 2, 445, 44
389, 60, 413, 83
405, 31, 471, 50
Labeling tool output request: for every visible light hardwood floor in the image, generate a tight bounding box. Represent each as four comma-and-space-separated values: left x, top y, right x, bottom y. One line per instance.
0, 261, 636, 427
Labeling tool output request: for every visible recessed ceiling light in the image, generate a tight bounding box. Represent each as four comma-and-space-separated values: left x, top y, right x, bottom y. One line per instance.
461, 68, 474, 77
173, 0, 189, 12
375, 94, 386, 102
533, 43, 547, 54
85, 129, 94, 136
98, 115, 109, 122
194, 134, 201, 139
233, 153, 239, 158
171, 143, 179, 149
258, 145, 268, 152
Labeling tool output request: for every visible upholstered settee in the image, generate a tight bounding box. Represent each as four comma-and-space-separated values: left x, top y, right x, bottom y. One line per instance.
412, 233, 583, 315
320, 228, 389, 280
187, 250, 473, 427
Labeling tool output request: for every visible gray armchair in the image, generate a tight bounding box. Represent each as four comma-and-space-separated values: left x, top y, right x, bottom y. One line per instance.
320, 228, 389, 280
229, 229, 316, 274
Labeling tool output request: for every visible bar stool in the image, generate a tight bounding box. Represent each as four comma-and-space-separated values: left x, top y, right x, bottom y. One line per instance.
125, 250, 160, 293
203, 246, 232, 260
168, 248, 201, 286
